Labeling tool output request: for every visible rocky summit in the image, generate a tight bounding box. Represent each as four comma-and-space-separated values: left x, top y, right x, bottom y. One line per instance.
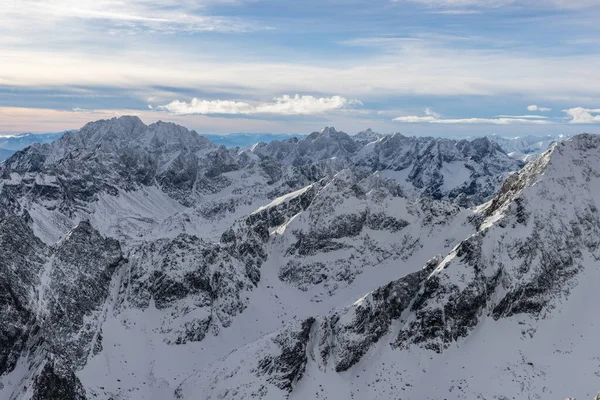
0, 116, 598, 400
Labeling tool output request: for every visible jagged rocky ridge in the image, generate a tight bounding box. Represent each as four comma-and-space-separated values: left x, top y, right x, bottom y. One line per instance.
0, 116, 593, 400
252, 127, 523, 206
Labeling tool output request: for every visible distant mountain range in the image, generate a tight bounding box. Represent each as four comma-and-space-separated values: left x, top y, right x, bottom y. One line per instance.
0, 129, 570, 163
486, 133, 573, 162
0, 132, 307, 162
0, 148, 14, 161
202, 133, 307, 148
0, 131, 70, 161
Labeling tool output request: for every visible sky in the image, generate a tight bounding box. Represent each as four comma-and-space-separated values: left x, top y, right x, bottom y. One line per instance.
2, 0, 600, 137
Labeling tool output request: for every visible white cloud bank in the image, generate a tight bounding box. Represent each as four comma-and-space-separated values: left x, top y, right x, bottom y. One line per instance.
394, 109, 553, 124
158, 95, 360, 116
527, 105, 552, 112
563, 107, 600, 123
396, 107, 600, 125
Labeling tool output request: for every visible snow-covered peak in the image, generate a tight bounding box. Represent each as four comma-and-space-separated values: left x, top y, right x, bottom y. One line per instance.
2, 116, 224, 180
317, 126, 340, 135
307, 126, 352, 142
70, 115, 146, 144
144, 120, 214, 150
353, 128, 384, 145
56, 116, 215, 155
251, 126, 358, 166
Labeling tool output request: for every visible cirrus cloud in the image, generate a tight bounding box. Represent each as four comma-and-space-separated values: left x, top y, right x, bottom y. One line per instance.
496, 115, 548, 119
158, 95, 361, 116
400, 0, 600, 10
2, 0, 262, 37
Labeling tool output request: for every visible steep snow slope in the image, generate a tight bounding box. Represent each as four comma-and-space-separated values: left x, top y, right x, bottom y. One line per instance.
178, 134, 600, 400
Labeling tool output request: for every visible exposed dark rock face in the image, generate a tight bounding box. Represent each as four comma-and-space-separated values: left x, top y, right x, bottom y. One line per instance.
0, 214, 47, 377
366, 212, 410, 232
31, 362, 87, 400
324, 268, 430, 372
258, 317, 316, 393
274, 173, 456, 295
395, 259, 503, 353
41, 222, 125, 367
116, 227, 266, 344
0, 219, 126, 399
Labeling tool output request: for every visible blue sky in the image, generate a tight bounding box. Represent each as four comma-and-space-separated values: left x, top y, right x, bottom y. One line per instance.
2, 0, 600, 136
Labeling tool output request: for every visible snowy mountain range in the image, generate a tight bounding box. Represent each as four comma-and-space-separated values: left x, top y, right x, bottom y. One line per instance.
1, 129, 566, 165
486, 133, 572, 162
0, 116, 598, 400
0, 132, 307, 162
